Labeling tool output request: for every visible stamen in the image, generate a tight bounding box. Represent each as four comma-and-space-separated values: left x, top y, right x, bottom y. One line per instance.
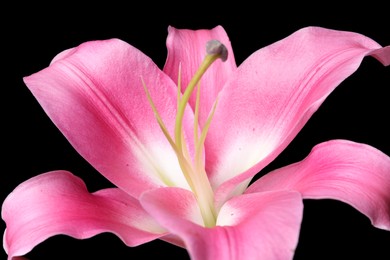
142, 77, 196, 191
177, 63, 193, 166
194, 82, 201, 145
194, 99, 219, 227
141, 78, 177, 152
195, 98, 218, 168
180, 128, 192, 167
177, 62, 182, 110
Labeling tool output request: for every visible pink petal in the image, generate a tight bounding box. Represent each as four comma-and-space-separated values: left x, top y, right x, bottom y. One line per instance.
140, 187, 303, 260
23, 39, 196, 197
246, 140, 390, 230
205, 26, 389, 207
2, 171, 166, 259
369, 45, 390, 66
163, 25, 237, 126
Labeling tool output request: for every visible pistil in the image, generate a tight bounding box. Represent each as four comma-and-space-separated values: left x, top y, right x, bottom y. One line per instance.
143, 40, 228, 227
174, 48, 225, 151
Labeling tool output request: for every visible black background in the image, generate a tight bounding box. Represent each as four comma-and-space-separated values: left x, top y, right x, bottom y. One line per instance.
2, 4, 389, 260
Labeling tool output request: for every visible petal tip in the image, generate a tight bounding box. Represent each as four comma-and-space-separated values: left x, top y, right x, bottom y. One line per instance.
370, 45, 390, 66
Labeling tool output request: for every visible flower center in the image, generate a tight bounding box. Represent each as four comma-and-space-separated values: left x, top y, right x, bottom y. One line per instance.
142, 40, 228, 227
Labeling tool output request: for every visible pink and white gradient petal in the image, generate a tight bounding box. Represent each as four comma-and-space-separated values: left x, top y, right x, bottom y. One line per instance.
205, 26, 390, 208
247, 140, 390, 230
2, 171, 166, 260
140, 187, 303, 260
23, 39, 197, 198
163, 25, 237, 127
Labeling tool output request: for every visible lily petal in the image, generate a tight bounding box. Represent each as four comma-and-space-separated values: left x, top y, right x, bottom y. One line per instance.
163, 25, 237, 126
206, 26, 389, 207
141, 187, 303, 260
23, 39, 196, 197
246, 140, 390, 230
2, 171, 166, 259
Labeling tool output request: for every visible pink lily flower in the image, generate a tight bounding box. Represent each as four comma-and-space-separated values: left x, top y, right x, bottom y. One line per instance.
2, 25, 390, 260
